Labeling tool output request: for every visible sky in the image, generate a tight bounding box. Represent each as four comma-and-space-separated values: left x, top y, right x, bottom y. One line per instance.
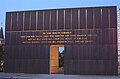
0, 0, 120, 52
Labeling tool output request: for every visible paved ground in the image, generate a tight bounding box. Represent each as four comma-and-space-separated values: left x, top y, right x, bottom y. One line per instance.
0, 73, 120, 79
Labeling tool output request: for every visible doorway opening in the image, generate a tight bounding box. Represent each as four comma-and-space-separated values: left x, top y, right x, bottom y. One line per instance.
50, 45, 64, 74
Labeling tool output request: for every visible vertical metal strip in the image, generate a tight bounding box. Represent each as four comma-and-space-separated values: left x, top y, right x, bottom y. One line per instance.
43, 11, 44, 30
56, 10, 58, 30
71, 9, 72, 29
100, 8, 103, 44
23, 12, 25, 31
29, 12, 31, 30
50, 11, 51, 30
36, 11, 38, 30
100, 8, 102, 29
93, 9, 95, 29
108, 9, 111, 44
85, 9, 87, 29
17, 13, 18, 28
10, 13, 12, 31
108, 9, 111, 29
64, 9, 65, 30
78, 9, 80, 29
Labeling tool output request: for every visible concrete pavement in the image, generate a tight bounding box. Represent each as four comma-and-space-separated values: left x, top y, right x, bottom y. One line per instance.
0, 73, 119, 79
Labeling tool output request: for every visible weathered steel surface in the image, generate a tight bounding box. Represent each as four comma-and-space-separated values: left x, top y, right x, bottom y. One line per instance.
5, 6, 117, 75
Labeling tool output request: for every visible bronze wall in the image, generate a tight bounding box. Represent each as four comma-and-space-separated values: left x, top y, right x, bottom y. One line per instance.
64, 45, 117, 75
5, 6, 117, 75
4, 45, 50, 73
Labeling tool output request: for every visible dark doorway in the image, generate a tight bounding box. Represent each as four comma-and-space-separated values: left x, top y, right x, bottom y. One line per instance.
59, 47, 64, 74
50, 45, 64, 74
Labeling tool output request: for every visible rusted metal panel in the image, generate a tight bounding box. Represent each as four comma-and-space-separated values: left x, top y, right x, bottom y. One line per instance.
44, 11, 50, 30
5, 6, 117, 75
65, 9, 71, 29
64, 45, 117, 75
6, 13, 11, 31
31, 11, 36, 30
58, 9, 64, 29
24, 12, 30, 30
18, 12, 23, 31
51, 10, 57, 30
80, 9, 85, 29
37, 11, 43, 30
4, 45, 50, 74
12, 12, 17, 31
72, 9, 78, 29
87, 8, 93, 28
